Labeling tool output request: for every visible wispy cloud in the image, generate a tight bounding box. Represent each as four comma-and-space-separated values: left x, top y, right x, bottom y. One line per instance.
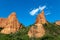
29, 8, 39, 16
45, 13, 51, 15
29, 5, 46, 16
39, 5, 46, 10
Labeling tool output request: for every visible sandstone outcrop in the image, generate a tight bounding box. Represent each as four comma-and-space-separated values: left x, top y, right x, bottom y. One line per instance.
28, 24, 45, 38
28, 11, 46, 38
56, 21, 60, 25
36, 11, 47, 24
0, 12, 22, 34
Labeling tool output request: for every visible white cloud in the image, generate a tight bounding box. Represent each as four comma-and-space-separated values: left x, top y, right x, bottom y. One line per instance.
39, 5, 46, 10
29, 5, 46, 16
30, 8, 39, 16
45, 13, 51, 15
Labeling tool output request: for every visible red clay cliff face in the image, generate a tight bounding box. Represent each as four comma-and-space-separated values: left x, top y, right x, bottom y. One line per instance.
28, 11, 46, 38
0, 12, 22, 34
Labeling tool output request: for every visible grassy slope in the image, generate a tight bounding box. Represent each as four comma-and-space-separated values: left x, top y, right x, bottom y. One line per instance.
41, 23, 60, 40
0, 23, 60, 40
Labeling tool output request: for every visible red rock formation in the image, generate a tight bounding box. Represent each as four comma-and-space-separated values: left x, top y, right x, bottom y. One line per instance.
0, 12, 22, 34
0, 18, 7, 28
36, 11, 47, 24
28, 24, 45, 38
56, 21, 60, 25
28, 10, 46, 38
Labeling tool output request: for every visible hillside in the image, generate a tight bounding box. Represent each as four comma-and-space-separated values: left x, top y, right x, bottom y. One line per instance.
0, 11, 60, 40
0, 23, 60, 40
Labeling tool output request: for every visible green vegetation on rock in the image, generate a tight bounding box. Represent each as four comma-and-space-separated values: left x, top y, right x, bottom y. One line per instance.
0, 23, 60, 40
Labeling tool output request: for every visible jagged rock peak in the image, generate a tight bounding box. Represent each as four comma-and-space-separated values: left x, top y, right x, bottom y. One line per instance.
8, 12, 16, 19
0, 12, 22, 34
28, 10, 46, 38
35, 10, 47, 24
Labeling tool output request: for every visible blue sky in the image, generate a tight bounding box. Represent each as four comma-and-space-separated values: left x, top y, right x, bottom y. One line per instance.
0, 0, 60, 26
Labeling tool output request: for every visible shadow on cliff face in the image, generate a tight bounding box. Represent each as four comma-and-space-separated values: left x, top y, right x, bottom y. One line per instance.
0, 27, 3, 31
